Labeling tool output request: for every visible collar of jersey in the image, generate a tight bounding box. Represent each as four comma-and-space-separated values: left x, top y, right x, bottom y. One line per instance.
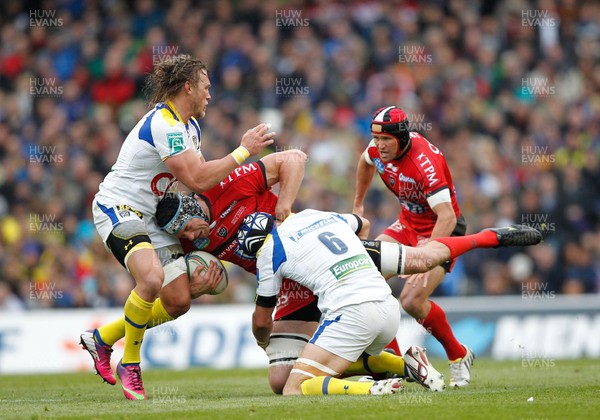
165, 100, 184, 123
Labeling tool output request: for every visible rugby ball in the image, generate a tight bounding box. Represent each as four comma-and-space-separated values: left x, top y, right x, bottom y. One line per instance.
185, 251, 228, 295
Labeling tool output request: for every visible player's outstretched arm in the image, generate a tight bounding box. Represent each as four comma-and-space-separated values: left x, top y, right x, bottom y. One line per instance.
165, 123, 275, 193
261, 150, 308, 221
352, 152, 375, 216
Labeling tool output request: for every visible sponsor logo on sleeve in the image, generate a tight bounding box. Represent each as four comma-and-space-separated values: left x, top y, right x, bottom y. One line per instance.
374, 158, 385, 174
167, 132, 186, 155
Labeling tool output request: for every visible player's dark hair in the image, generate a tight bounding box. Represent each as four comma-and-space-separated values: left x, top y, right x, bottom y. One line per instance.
144, 54, 208, 105
156, 192, 181, 229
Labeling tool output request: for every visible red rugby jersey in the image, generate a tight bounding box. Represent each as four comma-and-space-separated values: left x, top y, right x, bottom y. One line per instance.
181, 160, 316, 318
365, 132, 461, 237
182, 161, 278, 273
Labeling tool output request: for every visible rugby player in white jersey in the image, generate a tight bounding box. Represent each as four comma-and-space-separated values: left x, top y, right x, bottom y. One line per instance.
241, 210, 542, 395
82, 54, 274, 400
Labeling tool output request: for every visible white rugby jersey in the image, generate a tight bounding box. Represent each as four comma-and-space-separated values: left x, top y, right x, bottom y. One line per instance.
94, 102, 202, 247
256, 209, 392, 314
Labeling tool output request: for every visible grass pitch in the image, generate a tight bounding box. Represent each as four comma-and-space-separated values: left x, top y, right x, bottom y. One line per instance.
0, 358, 598, 419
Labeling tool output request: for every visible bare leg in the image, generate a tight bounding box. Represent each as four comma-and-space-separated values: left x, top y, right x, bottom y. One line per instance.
267, 320, 318, 394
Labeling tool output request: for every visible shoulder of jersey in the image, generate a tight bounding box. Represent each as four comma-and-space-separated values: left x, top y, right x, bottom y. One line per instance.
151, 104, 183, 128
409, 131, 426, 143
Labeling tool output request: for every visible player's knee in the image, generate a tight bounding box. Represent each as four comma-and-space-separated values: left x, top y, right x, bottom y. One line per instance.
167, 297, 191, 318
400, 293, 424, 316
268, 371, 288, 395
150, 271, 165, 292
133, 265, 164, 296
161, 294, 190, 318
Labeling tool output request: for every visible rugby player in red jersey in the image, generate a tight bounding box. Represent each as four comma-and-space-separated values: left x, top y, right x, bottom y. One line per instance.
353, 105, 473, 387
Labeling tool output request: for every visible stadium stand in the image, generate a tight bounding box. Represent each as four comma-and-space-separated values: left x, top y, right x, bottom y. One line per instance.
0, 0, 598, 310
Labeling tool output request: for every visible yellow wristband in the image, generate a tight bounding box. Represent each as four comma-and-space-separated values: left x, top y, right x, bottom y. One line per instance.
231, 146, 250, 165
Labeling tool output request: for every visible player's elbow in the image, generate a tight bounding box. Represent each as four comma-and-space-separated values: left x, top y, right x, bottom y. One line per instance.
434, 205, 457, 229
287, 149, 308, 165
253, 317, 272, 332
280, 149, 308, 174
358, 216, 371, 239
441, 211, 457, 229
252, 311, 273, 333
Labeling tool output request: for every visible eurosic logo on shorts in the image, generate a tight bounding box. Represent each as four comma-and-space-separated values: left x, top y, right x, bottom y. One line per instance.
330, 255, 373, 281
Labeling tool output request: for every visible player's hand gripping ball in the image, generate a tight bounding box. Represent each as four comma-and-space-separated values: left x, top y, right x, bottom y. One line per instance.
185, 251, 229, 295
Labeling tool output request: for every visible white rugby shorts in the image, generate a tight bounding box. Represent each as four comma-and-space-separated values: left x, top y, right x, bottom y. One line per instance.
309, 295, 400, 362
92, 198, 180, 250
92, 199, 186, 286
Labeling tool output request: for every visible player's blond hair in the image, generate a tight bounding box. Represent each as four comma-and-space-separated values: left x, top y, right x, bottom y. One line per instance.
144, 54, 207, 105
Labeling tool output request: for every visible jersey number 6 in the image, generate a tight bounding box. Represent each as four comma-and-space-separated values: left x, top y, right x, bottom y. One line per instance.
318, 232, 348, 255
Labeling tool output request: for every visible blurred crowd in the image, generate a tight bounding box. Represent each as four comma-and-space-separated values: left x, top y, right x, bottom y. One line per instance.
0, 0, 598, 310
